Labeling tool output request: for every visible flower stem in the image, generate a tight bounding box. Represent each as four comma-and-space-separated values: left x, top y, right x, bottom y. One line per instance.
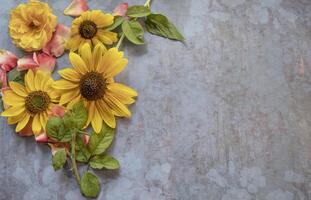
144, 0, 152, 8
71, 131, 81, 184
116, 33, 125, 50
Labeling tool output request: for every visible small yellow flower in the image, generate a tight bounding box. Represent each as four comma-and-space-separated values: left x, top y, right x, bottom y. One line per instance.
9, 0, 57, 52
67, 10, 118, 51
1, 70, 60, 135
53, 43, 137, 133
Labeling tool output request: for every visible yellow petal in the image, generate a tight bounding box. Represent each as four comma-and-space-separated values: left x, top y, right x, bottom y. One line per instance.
98, 48, 123, 75
59, 88, 80, 105
67, 94, 82, 109
53, 80, 79, 90
85, 101, 95, 127
107, 83, 138, 97
3, 90, 25, 106
93, 43, 106, 71
1, 105, 25, 117
105, 58, 128, 78
91, 108, 102, 133
69, 52, 88, 74
32, 114, 42, 135
79, 43, 93, 70
96, 100, 116, 128
16, 114, 30, 132
25, 70, 35, 92
43, 77, 53, 92
34, 70, 45, 90
9, 82, 27, 97
105, 93, 131, 118
106, 90, 135, 105
39, 112, 48, 131
58, 68, 81, 82
8, 112, 26, 125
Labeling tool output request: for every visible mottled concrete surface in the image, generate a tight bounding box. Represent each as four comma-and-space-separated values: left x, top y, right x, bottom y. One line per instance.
1, 0, 311, 199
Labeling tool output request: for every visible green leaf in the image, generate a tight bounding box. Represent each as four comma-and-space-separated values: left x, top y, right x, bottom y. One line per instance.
7, 68, 25, 85
80, 172, 100, 198
122, 20, 145, 45
89, 123, 114, 156
126, 5, 151, 18
63, 101, 88, 130
76, 136, 91, 163
90, 154, 120, 170
52, 149, 67, 171
46, 117, 72, 142
145, 14, 185, 41
106, 16, 124, 31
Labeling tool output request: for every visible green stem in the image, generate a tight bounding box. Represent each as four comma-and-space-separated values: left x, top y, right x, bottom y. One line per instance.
71, 131, 81, 184
144, 0, 152, 8
116, 33, 125, 50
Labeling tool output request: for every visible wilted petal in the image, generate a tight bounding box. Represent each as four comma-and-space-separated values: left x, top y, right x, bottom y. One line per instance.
0, 50, 18, 72
17, 54, 39, 71
64, 0, 88, 17
113, 3, 129, 16
43, 24, 71, 57
35, 53, 56, 72
18, 119, 34, 137
35, 132, 49, 143
49, 105, 66, 118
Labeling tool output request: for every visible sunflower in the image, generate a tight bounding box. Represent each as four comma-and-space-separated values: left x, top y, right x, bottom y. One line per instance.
9, 0, 57, 52
53, 43, 137, 133
67, 10, 118, 52
1, 70, 60, 134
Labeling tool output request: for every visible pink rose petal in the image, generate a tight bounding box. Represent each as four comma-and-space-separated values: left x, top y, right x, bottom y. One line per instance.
0, 69, 7, 89
0, 50, 18, 72
83, 135, 90, 145
35, 53, 56, 72
35, 132, 49, 143
49, 105, 66, 118
43, 24, 71, 57
17, 52, 56, 72
17, 54, 38, 71
64, 0, 89, 17
113, 3, 129, 16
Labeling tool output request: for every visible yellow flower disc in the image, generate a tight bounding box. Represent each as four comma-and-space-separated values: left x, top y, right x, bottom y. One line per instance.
9, 0, 57, 52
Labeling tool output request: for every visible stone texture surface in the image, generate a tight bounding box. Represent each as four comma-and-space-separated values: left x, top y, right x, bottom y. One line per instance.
1, 0, 311, 200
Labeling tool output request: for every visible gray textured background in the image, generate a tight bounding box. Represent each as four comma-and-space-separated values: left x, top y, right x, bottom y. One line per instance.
1, 0, 311, 199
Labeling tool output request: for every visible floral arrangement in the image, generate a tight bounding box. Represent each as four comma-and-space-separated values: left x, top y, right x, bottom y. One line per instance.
0, 0, 183, 198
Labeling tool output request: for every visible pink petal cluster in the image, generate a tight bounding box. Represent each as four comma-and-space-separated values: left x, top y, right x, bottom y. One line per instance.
0, 50, 18, 89
43, 24, 71, 58
113, 3, 129, 16
64, 0, 89, 17
17, 52, 56, 72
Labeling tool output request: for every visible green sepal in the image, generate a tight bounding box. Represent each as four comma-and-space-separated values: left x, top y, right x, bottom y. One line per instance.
89, 123, 114, 156
145, 13, 185, 41
126, 5, 151, 18
90, 154, 120, 170
80, 172, 100, 198
122, 20, 145, 45
52, 149, 67, 171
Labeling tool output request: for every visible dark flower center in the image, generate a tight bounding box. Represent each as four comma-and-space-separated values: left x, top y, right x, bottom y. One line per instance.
25, 91, 51, 114
79, 20, 98, 39
80, 72, 106, 101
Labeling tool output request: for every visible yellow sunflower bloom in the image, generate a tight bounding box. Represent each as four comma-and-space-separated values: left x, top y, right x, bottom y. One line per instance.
67, 10, 118, 51
9, 0, 57, 52
1, 70, 60, 135
53, 43, 138, 133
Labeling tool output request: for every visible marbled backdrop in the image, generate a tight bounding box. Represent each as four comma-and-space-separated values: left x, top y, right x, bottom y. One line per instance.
1, 0, 311, 199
